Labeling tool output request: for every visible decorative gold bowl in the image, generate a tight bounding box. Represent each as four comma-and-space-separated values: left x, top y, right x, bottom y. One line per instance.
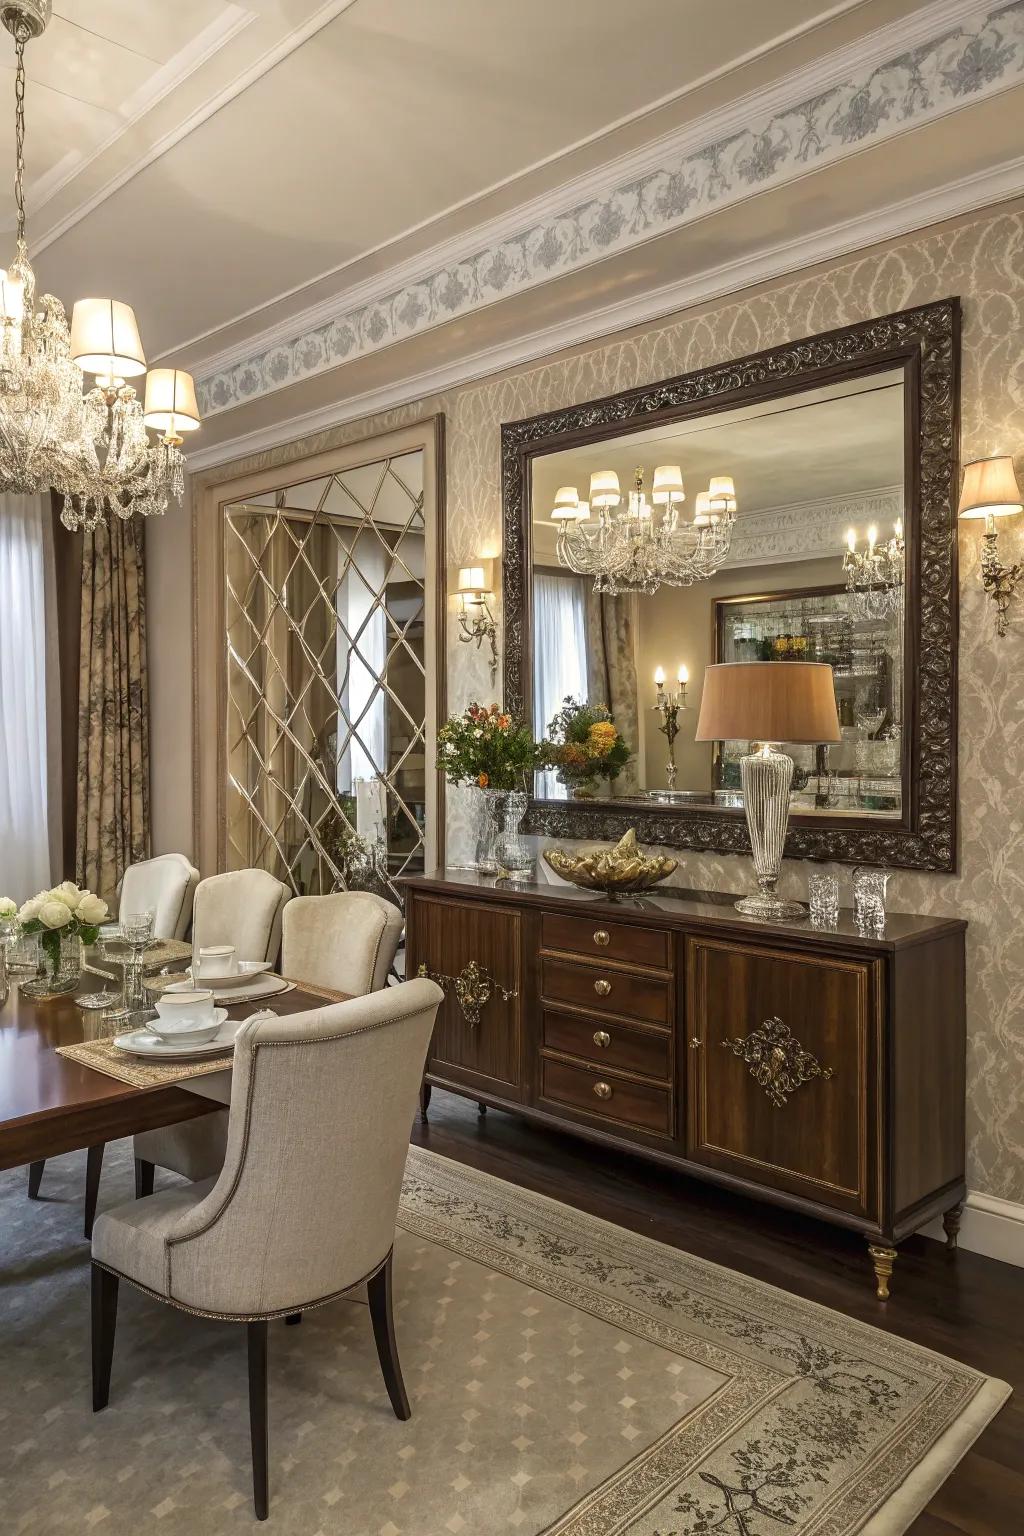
543, 830, 677, 901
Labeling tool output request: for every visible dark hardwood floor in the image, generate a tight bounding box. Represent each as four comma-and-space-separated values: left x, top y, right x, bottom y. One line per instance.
411, 1090, 1020, 1536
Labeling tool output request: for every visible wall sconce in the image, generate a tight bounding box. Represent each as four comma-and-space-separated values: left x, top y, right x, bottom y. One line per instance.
958, 456, 1024, 636
653, 664, 688, 789
455, 562, 498, 684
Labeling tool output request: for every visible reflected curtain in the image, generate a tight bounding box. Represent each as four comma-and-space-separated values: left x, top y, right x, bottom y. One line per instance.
0, 493, 56, 898
76, 515, 150, 904
337, 527, 387, 789
534, 572, 588, 799
584, 587, 641, 796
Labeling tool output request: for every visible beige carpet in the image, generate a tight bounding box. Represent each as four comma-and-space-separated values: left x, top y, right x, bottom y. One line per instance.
0, 1143, 1009, 1535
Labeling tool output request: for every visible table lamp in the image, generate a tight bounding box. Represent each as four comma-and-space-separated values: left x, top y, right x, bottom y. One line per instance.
696, 662, 841, 920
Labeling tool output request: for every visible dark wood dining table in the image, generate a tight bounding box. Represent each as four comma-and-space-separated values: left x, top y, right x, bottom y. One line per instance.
0, 978, 346, 1174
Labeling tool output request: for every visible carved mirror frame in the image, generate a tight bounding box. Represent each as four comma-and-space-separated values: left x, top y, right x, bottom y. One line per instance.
501, 299, 960, 872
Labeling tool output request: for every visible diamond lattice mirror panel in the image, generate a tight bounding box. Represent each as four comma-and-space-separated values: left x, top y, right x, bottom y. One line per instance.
223, 450, 430, 903
502, 301, 960, 871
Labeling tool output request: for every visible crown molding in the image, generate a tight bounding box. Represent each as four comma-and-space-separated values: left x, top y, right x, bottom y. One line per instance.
185, 151, 1024, 474
191, 0, 1023, 418
24, 0, 363, 257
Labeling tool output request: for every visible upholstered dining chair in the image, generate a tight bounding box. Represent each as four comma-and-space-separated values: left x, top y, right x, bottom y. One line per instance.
119, 853, 200, 941
191, 868, 292, 969
132, 890, 404, 1195
26, 851, 201, 1234
91, 977, 442, 1519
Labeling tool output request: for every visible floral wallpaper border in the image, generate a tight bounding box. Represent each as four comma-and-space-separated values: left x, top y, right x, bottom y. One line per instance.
198, 0, 1024, 418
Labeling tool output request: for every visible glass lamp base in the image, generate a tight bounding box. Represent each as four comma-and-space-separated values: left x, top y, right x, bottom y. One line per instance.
735, 893, 807, 922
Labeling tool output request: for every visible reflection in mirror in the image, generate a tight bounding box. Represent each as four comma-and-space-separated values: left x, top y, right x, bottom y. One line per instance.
531, 369, 905, 819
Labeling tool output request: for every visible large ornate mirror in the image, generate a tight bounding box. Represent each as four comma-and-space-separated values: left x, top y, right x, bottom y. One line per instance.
502, 301, 959, 871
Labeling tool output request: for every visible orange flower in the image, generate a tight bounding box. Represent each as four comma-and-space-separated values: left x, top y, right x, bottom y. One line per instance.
478, 772, 489, 788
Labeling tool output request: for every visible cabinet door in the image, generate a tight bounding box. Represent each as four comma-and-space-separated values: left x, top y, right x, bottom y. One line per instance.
409, 894, 522, 1099
685, 937, 881, 1220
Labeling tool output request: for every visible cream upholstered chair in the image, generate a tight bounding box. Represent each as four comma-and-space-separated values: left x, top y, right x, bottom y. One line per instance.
132, 891, 403, 1194
119, 853, 199, 941
191, 868, 291, 967
91, 978, 442, 1520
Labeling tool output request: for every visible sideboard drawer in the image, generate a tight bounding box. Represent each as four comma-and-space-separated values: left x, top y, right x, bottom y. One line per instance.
541, 956, 671, 1026
542, 1009, 671, 1080
541, 912, 670, 971
541, 1057, 672, 1136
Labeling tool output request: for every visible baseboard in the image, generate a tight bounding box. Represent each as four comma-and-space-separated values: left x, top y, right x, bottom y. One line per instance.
922, 1190, 1024, 1267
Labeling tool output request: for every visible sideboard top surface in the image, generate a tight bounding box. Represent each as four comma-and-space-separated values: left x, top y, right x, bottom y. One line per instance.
402, 870, 966, 954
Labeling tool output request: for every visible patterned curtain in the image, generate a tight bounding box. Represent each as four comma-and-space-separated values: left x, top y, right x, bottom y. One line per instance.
584, 587, 641, 797
75, 517, 150, 903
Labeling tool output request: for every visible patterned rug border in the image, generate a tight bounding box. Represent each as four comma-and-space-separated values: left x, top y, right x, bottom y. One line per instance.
400, 1146, 1010, 1536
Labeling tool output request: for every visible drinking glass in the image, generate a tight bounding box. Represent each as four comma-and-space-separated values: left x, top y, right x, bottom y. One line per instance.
119, 910, 155, 1011
852, 867, 889, 934
77, 923, 124, 1010
807, 871, 840, 929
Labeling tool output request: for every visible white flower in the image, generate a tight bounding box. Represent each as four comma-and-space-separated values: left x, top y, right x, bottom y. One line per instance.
38, 899, 73, 930
0, 897, 16, 919
18, 894, 43, 922
48, 881, 82, 909
76, 892, 109, 926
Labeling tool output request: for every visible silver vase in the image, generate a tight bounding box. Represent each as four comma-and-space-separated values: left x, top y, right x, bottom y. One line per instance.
736, 744, 805, 921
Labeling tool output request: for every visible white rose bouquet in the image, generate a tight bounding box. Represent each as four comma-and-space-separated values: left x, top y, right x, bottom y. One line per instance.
17, 881, 109, 978
0, 896, 16, 922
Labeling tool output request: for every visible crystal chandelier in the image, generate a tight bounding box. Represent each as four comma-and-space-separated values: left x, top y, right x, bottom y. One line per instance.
0, 1, 200, 532
550, 465, 736, 595
842, 519, 904, 621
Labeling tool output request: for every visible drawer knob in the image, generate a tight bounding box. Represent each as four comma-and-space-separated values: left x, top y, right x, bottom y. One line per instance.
593, 1081, 613, 1100
593, 929, 610, 947
689, 1037, 701, 1049
594, 979, 612, 997
593, 1029, 611, 1048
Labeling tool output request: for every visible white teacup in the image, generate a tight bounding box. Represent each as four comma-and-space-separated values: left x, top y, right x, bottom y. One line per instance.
152, 988, 217, 1040
194, 944, 237, 980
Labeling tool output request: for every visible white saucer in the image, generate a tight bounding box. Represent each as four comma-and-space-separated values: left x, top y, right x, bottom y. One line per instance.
114, 1009, 236, 1059
188, 960, 272, 990
168, 973, 291, 1004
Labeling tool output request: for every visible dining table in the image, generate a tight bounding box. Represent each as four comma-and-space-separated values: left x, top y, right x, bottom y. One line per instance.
0, 973, 349, 1176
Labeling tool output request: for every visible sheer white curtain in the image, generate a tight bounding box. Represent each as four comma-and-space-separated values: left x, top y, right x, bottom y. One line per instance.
534, 572, 588, 800
336, 529, 387, 792
0, 494, 54, 899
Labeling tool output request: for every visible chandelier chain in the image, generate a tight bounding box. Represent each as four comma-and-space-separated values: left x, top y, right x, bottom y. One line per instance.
13, 29, 26, 243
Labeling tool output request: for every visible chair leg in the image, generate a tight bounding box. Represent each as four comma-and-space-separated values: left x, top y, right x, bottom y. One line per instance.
27, 1161, 44, 1199
134, 1159, 155, 1199
84, 1144, 105, 1240
91, 1263, 119, 1412
247, 1321, 270, 1521
367, 1251, 410, 1420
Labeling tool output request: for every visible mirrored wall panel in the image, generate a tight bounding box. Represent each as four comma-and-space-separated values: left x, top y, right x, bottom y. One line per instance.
529, 369, 906, 820
224, 450, 427, 900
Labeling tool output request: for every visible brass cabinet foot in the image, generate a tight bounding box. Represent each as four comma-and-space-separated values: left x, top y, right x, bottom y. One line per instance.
868, 1244, 897, 1299
942, 1202, 963, 1250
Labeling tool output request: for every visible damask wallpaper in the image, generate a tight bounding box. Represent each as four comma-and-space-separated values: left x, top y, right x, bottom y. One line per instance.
191, 201, 1024, 1205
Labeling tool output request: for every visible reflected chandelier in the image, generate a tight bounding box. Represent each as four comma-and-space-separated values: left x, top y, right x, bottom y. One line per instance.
0, 1, 200, 531
550, 465, 736, 595
842, 519, 904, 621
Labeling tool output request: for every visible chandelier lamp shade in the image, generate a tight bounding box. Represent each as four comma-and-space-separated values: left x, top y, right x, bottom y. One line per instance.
550, 464, 736, 595
0, 1, 200, 530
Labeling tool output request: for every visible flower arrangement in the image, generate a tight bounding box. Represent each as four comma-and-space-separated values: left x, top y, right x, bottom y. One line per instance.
545, 696, 631, 796
437, 702, 546, 793
17, 881, 109, 977
0, 897, 16, 923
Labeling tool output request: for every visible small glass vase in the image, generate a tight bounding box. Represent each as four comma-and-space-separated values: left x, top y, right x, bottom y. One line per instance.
21, 930, 82, 999
475, 788, 505, 875
571, 777, 600, 801
495, 789, 535, 883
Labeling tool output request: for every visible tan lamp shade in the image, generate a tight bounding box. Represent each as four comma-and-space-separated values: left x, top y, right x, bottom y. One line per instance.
551, 484, 587, 521
70, 298, 146, 379
695, 662, 841, 746
652, 465, 685, 504
589, 469, 621, 507
957, 456, 1023, 519
143, 368, 201, 433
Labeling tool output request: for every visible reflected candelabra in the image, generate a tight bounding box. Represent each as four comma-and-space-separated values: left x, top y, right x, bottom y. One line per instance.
652, 665, 688, 789
843, 520, 904, 621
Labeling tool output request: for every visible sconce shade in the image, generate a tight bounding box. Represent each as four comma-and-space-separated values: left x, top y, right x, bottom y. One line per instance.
143, 368, 200, 433
693, 490, 712, 525
590, 469, 621, 507
696, 662, 840, 745
707, 475, 737, 515
457, 566, 488, 595
652, 464, 685, 504
70, 298, 146, 378
957, 456, 1023, 519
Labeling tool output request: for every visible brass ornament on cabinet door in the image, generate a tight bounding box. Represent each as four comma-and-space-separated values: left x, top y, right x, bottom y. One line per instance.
416, 961, 516, 1027
720, 1016, 834, 1109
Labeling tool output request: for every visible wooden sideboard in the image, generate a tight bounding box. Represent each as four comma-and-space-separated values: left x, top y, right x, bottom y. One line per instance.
402, 871, 967, 1297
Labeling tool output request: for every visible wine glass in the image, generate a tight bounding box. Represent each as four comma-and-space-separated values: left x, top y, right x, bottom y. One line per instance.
119, 910, 155, 1012
77, 923, 126, 1010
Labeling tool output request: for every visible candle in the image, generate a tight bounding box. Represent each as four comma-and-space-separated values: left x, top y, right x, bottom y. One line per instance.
894, 517, 903, 540
678, 664, 688, 684
654, 666, 665, 686
868, 524, 877, 552
846, 528, 856, 553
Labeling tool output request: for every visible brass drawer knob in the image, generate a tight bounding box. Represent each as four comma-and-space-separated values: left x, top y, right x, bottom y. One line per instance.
689, 1037, 701, 1049
593, 1029, 611, 1048
593, 1081, 613, 1100
594, 979, 612, 997
593, 929, 610, 947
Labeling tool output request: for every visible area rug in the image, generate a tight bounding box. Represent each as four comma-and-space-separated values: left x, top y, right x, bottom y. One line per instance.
0, 1144, 1008, 1536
